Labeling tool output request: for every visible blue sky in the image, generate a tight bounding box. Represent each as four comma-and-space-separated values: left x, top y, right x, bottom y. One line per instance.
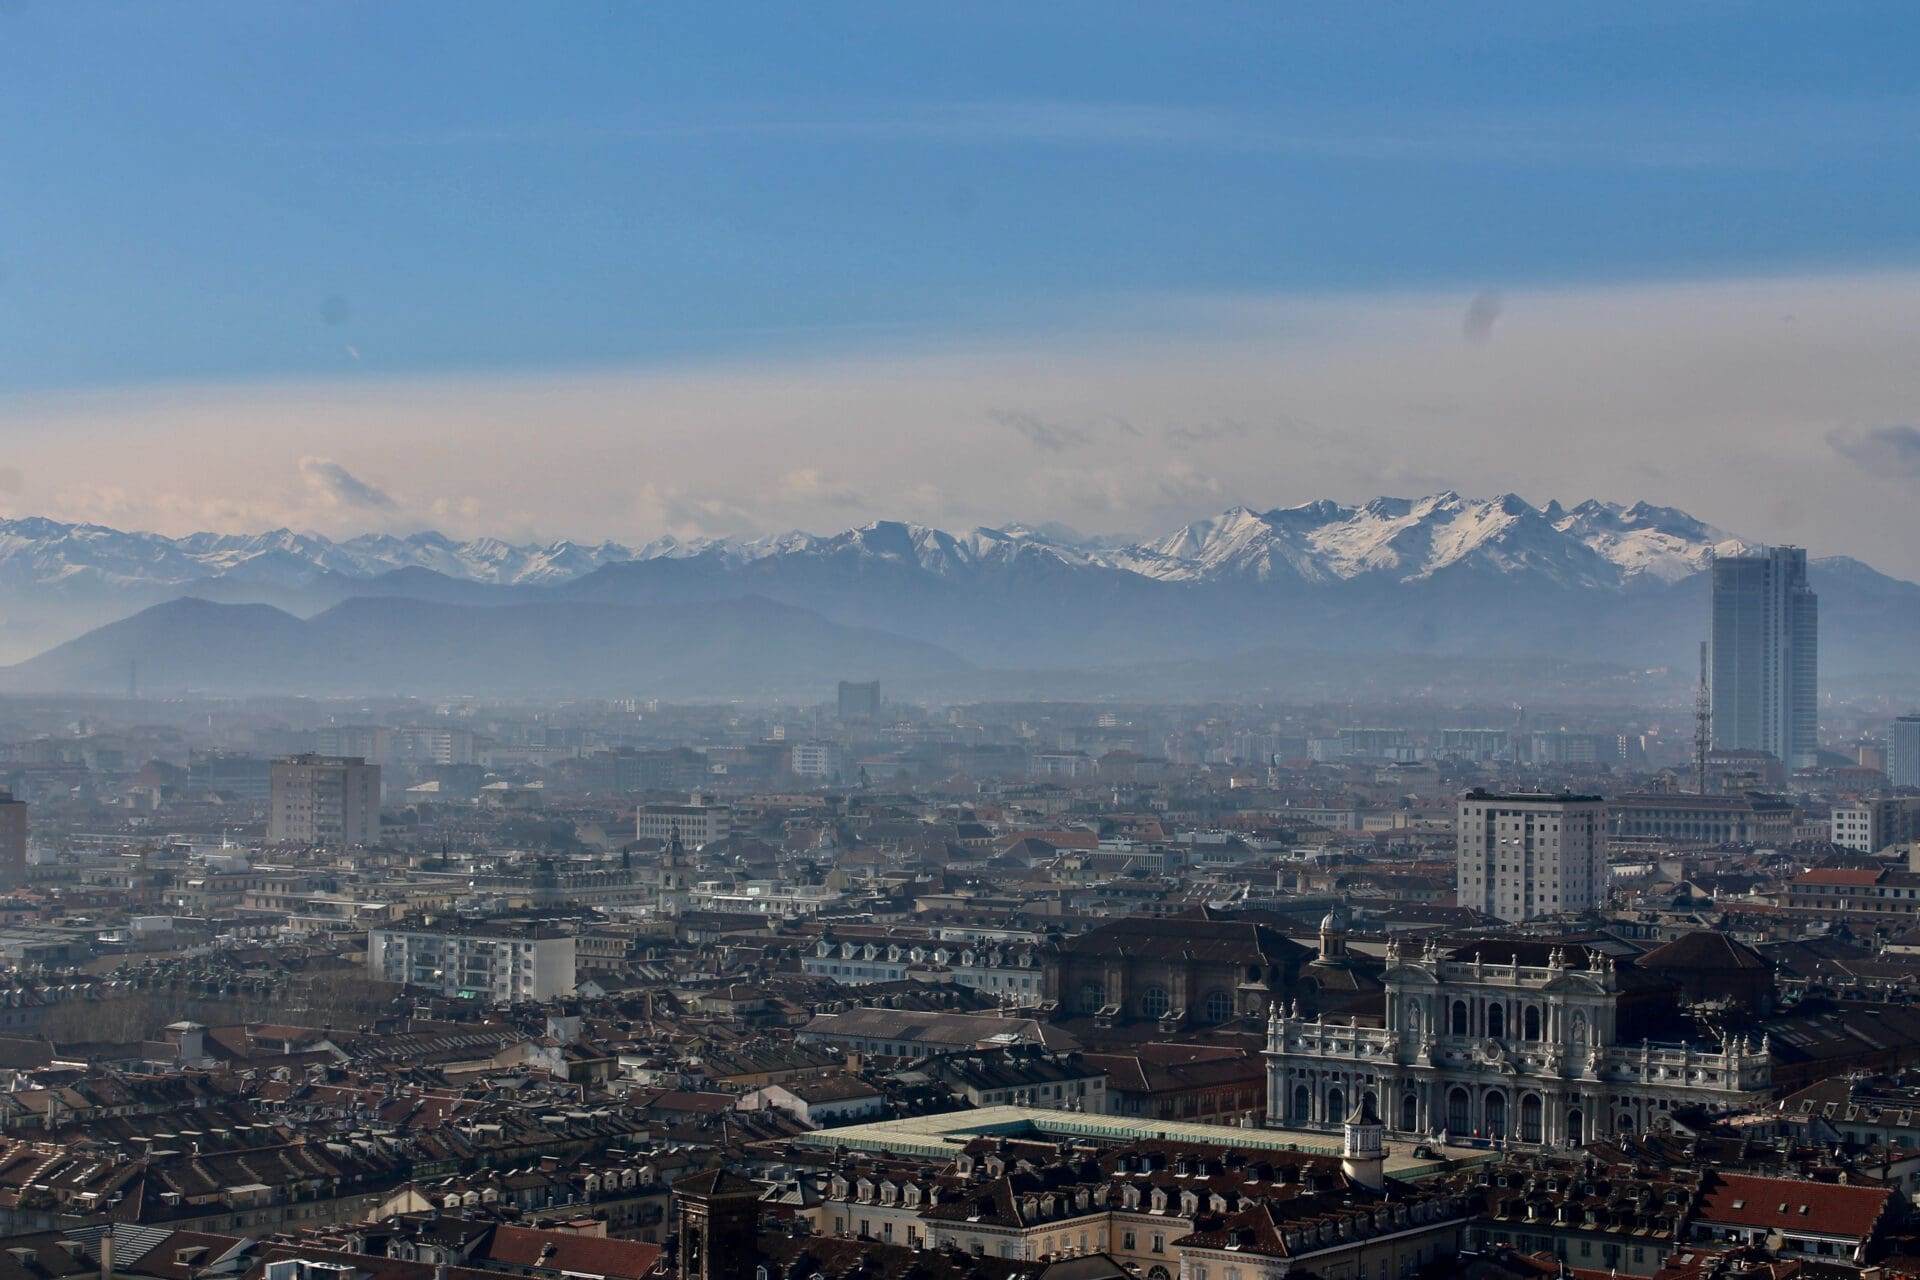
2, 4, 1919, 571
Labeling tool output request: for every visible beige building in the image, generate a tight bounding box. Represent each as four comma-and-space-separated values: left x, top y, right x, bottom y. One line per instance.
268, 754, 381, 846
1456, 789, 1606, 922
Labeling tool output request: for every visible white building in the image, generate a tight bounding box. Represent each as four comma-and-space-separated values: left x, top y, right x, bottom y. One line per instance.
1265, 936, 1771, 1147
1833, 796, 1920, 853
635, 793, 732, 849
789, 741, 851, 780
1456, 789, 1607, 922
268, 755, 381, 847
368, 922, 575, 1002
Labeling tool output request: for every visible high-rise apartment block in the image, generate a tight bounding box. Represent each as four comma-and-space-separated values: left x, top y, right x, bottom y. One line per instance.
837, 680, 880, 722
268, 754, 381, 846
368, 921, 575, 1001
1456, 789, 1608, 922
0, 790, 25, 889
1710, 546, 1819, 771
1890, 716, 1920, 790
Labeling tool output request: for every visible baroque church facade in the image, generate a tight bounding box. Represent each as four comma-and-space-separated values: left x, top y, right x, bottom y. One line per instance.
1265, 935, 1772, 1146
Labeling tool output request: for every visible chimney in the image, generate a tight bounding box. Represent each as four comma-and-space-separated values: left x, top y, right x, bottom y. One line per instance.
99, 1233, 113, 1280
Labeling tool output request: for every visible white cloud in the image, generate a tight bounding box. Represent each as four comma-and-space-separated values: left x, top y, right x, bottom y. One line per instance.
6, 268, 1920, 578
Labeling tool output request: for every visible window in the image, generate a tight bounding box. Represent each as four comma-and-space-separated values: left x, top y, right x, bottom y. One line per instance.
1203, 989, 1234, 1023
1452, 1000, 1469, 1035
1151, 1234, 1165, 1254
1142, 987, 1170, 1019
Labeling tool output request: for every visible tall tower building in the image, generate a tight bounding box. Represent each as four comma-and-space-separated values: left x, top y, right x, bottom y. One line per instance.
836, 680, 880, 723
1710, 546, 1819, 771
672, 1168, 761, 1280
0, 790, 26, 890
268, 754, 381, 846
1456, 790, 1607, 923
1890, 716, 1920, 790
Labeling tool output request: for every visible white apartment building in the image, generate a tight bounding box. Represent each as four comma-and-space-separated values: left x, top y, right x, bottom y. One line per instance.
789, 741, 851, 780
388, 725, 478, 765
1456, 789, 1607, 922
268, 754, 381, 847
368, 922, 575, 1002
1833, 796, 1920, 854
635, 793, 732, 849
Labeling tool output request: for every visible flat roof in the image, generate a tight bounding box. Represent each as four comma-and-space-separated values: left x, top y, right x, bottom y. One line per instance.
791, 1105, 1490, 1180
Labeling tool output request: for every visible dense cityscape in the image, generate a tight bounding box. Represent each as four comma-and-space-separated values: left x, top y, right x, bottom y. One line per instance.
9, 6, 1920, 1280
0, 542, 1902, 1279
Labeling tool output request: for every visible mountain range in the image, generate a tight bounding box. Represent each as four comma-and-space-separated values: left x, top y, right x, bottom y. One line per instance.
0, 493, 1914, 696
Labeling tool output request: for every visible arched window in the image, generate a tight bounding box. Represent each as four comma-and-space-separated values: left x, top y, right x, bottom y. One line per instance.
1447, 1087, 1469, 1134
1293, 1084, 1311, 1123
1524, 1006, 1541, 1041
1617, 1112, 1634, 1135
1203, 990, 1234, 1024
1520, 1094, 1542, 1143
1400, 1093, 1418, 1133
1451, 1000, 1469, 1036
1483, 1092, 1507, 1140
1079, 982, 1104, 1014
1326, 1087, 1345, 1124
1141, 987, 1170, 1020
1566, 1108, 1584, 1144
1486, 1004, 1505, 1039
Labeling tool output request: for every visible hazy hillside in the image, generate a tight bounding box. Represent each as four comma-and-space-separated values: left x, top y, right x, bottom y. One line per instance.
0, 595, 969, 697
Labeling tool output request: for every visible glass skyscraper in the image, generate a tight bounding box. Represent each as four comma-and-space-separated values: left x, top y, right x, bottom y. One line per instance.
1709, 546, 1818, 771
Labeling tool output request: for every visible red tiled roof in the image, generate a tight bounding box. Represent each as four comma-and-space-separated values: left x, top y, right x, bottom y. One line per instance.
479, 1227, 664, 1280
1792, 869, 1883, 887
1694, 1173, 1891, 1240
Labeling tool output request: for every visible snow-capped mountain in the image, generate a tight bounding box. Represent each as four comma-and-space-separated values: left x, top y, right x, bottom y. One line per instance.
0, 496, 1910, 683
0, 494, 1767, 593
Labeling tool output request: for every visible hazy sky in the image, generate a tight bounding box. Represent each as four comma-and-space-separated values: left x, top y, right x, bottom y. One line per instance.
3, 4, 1919, 573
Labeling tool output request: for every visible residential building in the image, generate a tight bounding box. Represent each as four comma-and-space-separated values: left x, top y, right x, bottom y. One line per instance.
267, 754, 381, 846
1455, 790, 1607, 922
368, 921, 576, 1001
1710, 545, 1819, 770
1831, 795, 1920, 853
789, 741, 851, 781
634, 793, 731, 849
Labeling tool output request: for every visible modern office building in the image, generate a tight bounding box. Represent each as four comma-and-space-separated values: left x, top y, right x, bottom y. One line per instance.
1890, 716, 1920, 790
837, 680, 880, 722
368, 921, 575, 1001
0, 790, 25, 889
1456, 789, 1608, 922
1710, 546, 1819, 770
268, 754, 381, 846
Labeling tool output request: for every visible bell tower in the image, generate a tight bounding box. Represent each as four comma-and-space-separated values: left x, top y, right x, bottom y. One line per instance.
674, 1168, 761, 1280
1341, 1094, 1386, 1191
